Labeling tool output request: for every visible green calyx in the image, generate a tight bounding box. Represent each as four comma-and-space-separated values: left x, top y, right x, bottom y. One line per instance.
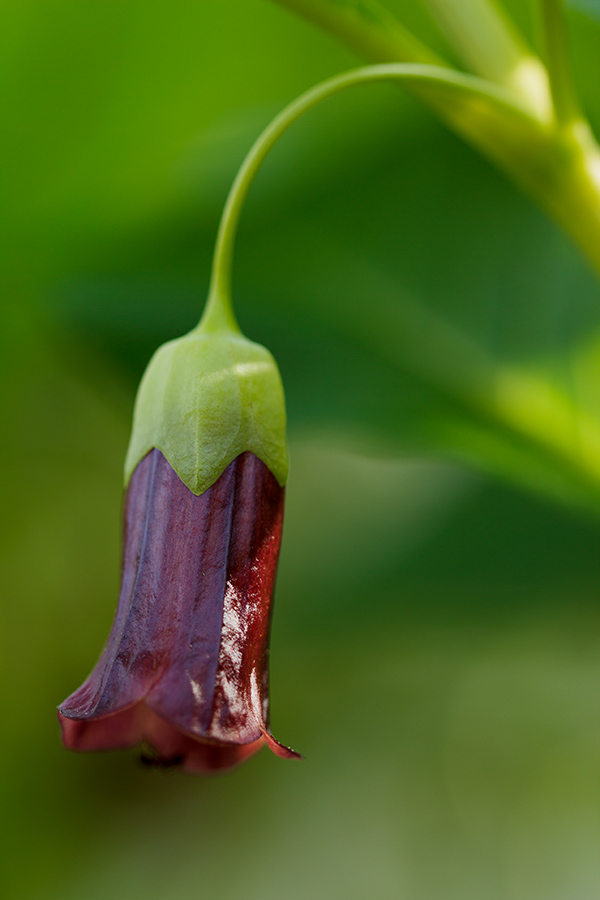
124, 323, 288, 495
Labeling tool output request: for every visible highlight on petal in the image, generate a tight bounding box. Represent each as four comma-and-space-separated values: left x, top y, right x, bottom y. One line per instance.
58, 449, 301, 773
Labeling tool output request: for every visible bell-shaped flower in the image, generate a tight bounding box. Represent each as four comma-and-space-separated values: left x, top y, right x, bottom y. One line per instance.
58, 325, 298, 772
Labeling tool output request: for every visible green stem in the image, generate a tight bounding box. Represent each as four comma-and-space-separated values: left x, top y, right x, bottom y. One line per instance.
537, 0, 579, 126
269, 0, 600, 282
270, 0, 444, 65
425, 0, 552, 121
198, 63, 533, 333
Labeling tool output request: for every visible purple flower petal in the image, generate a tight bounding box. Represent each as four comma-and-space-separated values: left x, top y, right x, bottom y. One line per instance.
58, 450, 300, 771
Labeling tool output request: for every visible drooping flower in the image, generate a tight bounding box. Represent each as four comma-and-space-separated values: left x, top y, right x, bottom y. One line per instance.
58, 325, 299, 772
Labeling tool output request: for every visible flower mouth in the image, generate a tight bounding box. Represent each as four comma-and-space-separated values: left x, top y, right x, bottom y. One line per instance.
58, 699, 298, 773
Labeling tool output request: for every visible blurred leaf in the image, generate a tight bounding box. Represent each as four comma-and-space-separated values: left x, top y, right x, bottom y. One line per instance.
567, 0, 600, 17
0, 0, 357, 280
49, 99, 600, 513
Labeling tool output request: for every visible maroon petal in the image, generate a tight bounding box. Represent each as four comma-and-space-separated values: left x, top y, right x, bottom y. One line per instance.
58, 703, 147, 752
59, 450, 300, 769
139, 705, 267, 773
58, 701, 266, 772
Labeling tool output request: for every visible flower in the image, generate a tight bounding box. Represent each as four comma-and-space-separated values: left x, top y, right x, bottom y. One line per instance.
58, 448, 300, 773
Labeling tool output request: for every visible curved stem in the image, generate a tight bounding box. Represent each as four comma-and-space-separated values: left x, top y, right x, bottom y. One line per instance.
198, 63, 534, 333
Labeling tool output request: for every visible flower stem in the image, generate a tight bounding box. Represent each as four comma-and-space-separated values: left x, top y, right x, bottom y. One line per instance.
198, 63, 533, 333
270, 0, 444, 65
537, 0, 579, 126
422, 0, 549, 112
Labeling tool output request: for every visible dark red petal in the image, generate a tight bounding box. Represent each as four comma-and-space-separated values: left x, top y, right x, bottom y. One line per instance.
139, 705, 267, 773
58, 701, 265, 772
152, 451, 284, 745
60, 450, 239, 721
59, 450, 299, 766
259, 726, 303, 761
58, 703, 146, 752
59, 452, 158, 718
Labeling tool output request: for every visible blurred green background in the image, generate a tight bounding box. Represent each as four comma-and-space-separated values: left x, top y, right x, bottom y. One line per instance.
3, 1, 600, 898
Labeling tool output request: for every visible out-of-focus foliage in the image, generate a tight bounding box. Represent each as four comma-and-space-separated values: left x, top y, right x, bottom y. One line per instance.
2, 1, 600, 898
